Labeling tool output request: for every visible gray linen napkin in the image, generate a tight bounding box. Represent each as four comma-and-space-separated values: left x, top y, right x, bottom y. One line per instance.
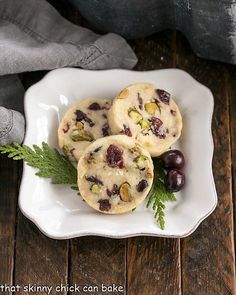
0, 0, 137, 145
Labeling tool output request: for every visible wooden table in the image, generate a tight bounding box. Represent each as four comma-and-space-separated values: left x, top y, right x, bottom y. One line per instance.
0, 2, 236, 294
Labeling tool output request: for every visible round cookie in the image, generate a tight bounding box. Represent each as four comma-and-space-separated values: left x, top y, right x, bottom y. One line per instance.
108, 83, 182, 157
77, 135, 154, 214
58, 98, 112, 161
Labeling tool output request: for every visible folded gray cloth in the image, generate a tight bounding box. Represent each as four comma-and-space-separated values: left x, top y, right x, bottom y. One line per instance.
0, 107, 25, 146
0, 0, 137, 145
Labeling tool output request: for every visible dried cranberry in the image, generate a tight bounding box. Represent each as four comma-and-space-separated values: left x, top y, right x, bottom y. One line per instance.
149, 117, 166, 138
106, 144, 124, 169
98, 199, 111, 211
62, 123, 70, 133
88, 102, 101, 110
85, 175, 103, 186
94, 146, 102, 153
123, 124, 132, 137
75, 109, 85, 121
70, 148, 76, 157
102, 122, 109, 136
170, 109, 176, 116
150, 117, 163, 130
137, 93, 143, 110
75, 109, 94, 127
107, 184, 119, 197
156, 89, 170, 105
136, 179, 148, 192
106, 189, 112, 197
112, 184, 119, 195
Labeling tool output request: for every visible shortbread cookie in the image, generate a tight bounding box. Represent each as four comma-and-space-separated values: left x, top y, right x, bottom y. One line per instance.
108, 83, 182, 156
58, 98, 112, 161
77, 135, 154, 214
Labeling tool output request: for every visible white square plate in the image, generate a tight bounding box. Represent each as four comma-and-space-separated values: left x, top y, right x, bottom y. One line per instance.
20, 68, 217, 239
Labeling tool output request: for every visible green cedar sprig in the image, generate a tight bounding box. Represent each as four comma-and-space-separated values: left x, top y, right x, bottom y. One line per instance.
147, 158, 176, 230
0, 143, 177, 229
0, 142, 77, 185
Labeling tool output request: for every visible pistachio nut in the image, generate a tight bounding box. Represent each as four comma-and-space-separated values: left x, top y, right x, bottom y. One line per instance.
70, 129, 94, 142
139, 119, 150, 129
90, 184, 102, 194
119, 182, 132, 202
117, 88, 129, 99
134, 155, 148, 170
128, 107, 143, 124
144, 102, 159, 115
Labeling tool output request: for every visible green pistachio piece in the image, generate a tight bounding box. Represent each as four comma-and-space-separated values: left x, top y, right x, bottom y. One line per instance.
62, 144, 72, 156
134, 155, 148, 170
70, 129, 94, 142
90, 184, 102, 194
119, 182, 132, 202
145, 102, 159, 115
139, 119, 150, 129
128, 107, 143, 124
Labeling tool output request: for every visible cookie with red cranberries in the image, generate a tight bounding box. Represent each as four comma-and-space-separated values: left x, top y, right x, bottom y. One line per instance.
77, 135, 153, 214
108, 83, 182, 156
58, 98, 112, 161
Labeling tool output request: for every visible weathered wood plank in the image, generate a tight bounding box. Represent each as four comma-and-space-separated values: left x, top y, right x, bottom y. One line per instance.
227, 65, 236, 265
14, 212, 68, 295
130, 30, 176, 71
70, 237, 126, 294
126, 31, 181, 295
0, 157, 18, 295
13, 72, 69, 295
176, 32, 236, 295
127, 237, 181, 295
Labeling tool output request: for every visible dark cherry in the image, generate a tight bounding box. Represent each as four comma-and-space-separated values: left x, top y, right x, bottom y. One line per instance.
137, 92, 143, 110
136, 179, 148, 192
106, 184, 119, 197
75, 109, 95, 127
149, 117, 166, 138
106, 144, 124, 168
165, 169, 185, 192
161, 149, 185, 169
102, 122, 110, 136
98, 199, 111, 211
88, 102, 101, 110
123, 124, 132, 137
93, 146, 102, 153
156, 89, 170, 105
85, 175, 104, 186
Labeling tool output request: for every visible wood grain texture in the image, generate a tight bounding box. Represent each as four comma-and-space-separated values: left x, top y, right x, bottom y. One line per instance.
130, 30, 176, 71
127, 237, 181, 295
0, 157, 18, 294
0, 2, 235, 294
126, 31, 181, 295
227, 65, 236, 264
14, 212, 68, 295
176, 32, 236, 295
12, 73, 69, 295
70, 237, 126, 294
